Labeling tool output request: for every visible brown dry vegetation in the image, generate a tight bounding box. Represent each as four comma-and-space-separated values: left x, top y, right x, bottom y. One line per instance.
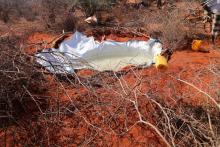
0, 0, 220, 147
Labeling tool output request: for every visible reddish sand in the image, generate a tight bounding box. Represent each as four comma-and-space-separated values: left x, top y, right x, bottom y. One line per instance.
24, 32, 56, 54
85, 28, 149, 42
0, 31, 220, 146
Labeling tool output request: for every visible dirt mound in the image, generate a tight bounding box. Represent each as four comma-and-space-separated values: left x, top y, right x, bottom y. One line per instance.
1, 31, 220, 146
85, 28, 149, 42
24, 28, 149, 55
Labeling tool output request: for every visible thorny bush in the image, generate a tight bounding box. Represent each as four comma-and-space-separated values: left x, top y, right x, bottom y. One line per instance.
0, 36, 47, 126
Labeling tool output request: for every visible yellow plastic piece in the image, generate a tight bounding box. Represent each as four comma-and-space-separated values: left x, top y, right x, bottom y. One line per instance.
192, 40, 202, 51
155, 55, 168, 70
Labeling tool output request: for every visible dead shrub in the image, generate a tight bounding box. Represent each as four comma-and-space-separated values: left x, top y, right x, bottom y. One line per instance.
75, 0, 116, 16
0, 1, 220, 146
62, 13, 78, 32
0, 0, 39, 23
160, 9, 189, 49
142, 1, 201, 50
0, 36, 47, 126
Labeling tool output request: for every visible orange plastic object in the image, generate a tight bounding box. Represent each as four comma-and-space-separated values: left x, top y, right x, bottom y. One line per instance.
192, 40, 202, 51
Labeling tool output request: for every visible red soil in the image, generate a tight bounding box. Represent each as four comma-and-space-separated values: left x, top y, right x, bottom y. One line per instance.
24, 32, 56, 54
85, 28, 149, 42
1, 31, 220, 146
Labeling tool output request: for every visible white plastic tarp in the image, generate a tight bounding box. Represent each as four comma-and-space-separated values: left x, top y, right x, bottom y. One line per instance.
35, 31, 162, 73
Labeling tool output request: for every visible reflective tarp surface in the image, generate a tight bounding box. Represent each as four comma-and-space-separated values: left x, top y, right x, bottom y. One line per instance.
204, 0, 220, 14
35, 31, 162, 73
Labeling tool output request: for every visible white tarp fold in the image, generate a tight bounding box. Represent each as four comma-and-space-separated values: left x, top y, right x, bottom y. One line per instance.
35, 31, 162, 73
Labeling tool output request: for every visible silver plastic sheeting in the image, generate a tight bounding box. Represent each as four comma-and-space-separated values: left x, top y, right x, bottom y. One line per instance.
204, 0, 220, 14
35, 31, 162, 73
